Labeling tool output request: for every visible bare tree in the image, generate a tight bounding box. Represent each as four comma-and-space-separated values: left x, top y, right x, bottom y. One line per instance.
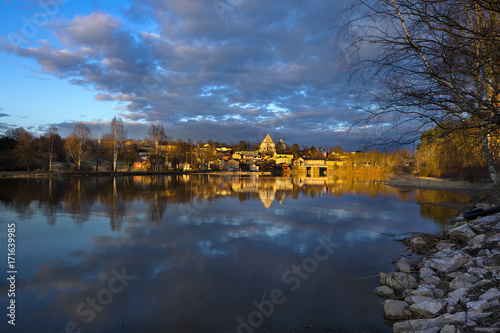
65, 122, 91, 171
102, 117, 127, 172
147, 124, 166, 171
39, 125, 60, 171
340, 0, 500, 185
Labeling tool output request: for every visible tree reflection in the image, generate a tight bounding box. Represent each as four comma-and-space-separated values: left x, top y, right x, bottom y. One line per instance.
0, 174, 469, 229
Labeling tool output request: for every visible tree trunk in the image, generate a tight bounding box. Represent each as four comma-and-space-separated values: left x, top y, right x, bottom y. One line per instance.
482, 134, 500, 186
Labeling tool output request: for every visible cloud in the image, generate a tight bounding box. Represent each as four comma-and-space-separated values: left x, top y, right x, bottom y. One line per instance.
0, 112, 9, 117
2, 0, 365, 149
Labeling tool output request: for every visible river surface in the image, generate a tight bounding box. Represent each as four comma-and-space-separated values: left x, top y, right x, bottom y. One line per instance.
0, 175, 469, 333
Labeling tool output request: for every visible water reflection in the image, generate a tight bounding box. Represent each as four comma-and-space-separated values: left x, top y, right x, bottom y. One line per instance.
0, 175, 468, 228
0, 175, 469, 332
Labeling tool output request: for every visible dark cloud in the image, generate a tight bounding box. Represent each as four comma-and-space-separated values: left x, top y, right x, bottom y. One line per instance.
3, 1, 362, 149
0, 112, 9, 117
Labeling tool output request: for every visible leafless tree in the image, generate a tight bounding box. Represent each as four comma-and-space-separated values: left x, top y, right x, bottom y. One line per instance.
340, 0, 500, 185
65, 122, 91, 171
147, 124, 166, 171
102, 117, 127, 172
39, 125, 59, 171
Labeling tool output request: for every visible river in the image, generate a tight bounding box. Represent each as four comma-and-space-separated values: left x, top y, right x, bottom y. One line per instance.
0, 175, 469, 333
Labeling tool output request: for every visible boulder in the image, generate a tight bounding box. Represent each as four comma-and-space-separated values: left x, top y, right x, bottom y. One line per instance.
449, 273, 478, 290
475, 203, 493, 210
393, 316, 445, 333
487, 233, 500, 243
375, 285, 394, 298
467, 300, 490, 312
396, 257, 414, 273
408, 284, 436, 297
419, 267, 436, 278
380, 272, 417, 291
410, 235, 428, 248
474, 213, 500, 224
468, 234, 487, 246
479, 288, 500, 302
448, 288, 469, 299
436, 242, 454, 251
409, 300, 444, 317
466, 310, 492, 321
422, 275, 441, 286
442, 312, 467, 325
405, 295, 435, 304
383, 299, 412, 320
448, 224, 476, 243
441, 324, 457, 333
474, 328, 500, 333
428, 251, 470, 273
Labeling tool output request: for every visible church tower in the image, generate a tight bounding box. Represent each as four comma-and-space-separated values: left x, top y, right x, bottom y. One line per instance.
259, 134, 276, 154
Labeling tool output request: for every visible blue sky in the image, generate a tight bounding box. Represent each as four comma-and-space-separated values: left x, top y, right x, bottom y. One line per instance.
0, 0, 366, 149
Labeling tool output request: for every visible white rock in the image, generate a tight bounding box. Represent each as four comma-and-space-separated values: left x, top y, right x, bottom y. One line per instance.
411, 235, 428, 247
442, 312, 467, 325
405, 295, 435, 304
409, 284, 436, 297
420, 267, 436, 278
467, 300, 490, 312
375, 285, 394, 298
444, 297, 460, 306
467, 310, 492, 321
380, 272, 418, 291
474, 328, 500, 333
383, 299, 412, 320
441, 324, 457, 333
410, 300, 444, 317
475, 203, 493, 210
479, 288, 500, 302
448, 224, 476, 242
487, 233, 500, 243
475, 213, 500, 223
422, 275, 441, 286
436, 242, 454, 251
494, 222, 500, 230
396, 257, 414, 273
468, 234, 487, 246
449, 273, 478, 290
393, 316, 445, 333
429, 251, 470, 274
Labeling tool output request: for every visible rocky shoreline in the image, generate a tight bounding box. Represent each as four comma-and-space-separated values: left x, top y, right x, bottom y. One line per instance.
376, 203, 500, 333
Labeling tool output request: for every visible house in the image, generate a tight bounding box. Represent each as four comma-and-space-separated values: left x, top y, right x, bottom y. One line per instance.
274, 152, 294, 165
233, 151, 259, 160
259, 134, 276, 154
222, 159, 240, 171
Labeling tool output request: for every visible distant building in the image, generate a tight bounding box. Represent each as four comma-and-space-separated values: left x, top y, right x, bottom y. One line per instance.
259, 134, 276, 154
274, 152, 294, 165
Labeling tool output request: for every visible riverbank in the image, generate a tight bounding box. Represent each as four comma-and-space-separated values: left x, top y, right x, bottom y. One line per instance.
376, 204, 500, 332
384, 175, 492, 193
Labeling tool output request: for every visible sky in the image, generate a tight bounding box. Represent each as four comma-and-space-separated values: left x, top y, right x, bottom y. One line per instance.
0, 0, 366, 150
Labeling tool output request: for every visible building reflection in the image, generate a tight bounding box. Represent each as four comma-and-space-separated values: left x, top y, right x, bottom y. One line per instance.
0, 174, 469, 229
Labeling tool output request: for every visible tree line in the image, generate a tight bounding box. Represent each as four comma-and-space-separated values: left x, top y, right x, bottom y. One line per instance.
0, 117, 136, 172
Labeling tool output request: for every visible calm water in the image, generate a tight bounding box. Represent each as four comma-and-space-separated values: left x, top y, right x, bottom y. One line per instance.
0, 175, 468, 333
